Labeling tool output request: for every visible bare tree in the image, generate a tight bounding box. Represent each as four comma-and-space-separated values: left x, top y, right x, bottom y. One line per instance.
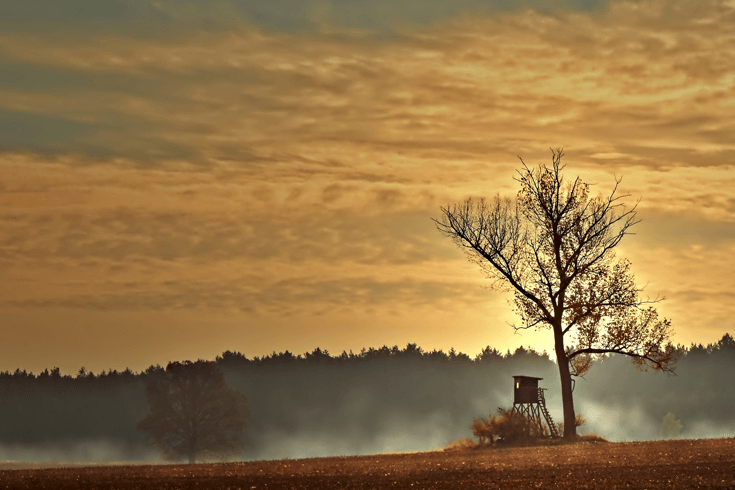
435, 149, 676, 439
137, 360, 250, 463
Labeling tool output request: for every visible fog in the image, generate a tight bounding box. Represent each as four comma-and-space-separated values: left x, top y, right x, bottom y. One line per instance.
0, 439, 157, 463
0, 335, 733, 463
574, 345, 735, 442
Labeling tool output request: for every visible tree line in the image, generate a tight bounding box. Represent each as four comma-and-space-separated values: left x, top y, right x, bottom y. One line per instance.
0, 334, 732, 462
1, 336, 731, 384
0, 343, 537, 383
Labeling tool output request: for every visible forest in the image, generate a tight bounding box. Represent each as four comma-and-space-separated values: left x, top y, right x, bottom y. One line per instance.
0, 334, 733, 462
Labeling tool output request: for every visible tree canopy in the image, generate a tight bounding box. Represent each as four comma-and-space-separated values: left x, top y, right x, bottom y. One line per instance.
137, 360, 250, 463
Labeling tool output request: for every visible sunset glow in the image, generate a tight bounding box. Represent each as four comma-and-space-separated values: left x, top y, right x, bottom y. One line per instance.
1, 0, 734, 374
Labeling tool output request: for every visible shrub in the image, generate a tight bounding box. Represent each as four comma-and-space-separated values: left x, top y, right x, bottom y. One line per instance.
471, 407, 546, 445
492, 408, 535, 442
578, 433, 608, 442
555, 413, 586, 436
444, 437, 480, 451
470, 417, 494, 445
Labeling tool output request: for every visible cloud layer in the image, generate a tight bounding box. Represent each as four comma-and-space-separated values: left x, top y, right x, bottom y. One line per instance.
1, 0, 734, 372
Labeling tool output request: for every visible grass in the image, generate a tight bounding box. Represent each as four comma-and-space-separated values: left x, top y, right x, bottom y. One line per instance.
443, 437, 481, 451
577, 433, 609, 443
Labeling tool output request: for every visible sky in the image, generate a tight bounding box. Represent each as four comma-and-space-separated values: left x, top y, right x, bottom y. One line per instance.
1, 0, 734, 375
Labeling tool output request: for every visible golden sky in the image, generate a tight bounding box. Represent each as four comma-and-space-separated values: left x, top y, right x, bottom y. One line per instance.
1, 0, 734, 374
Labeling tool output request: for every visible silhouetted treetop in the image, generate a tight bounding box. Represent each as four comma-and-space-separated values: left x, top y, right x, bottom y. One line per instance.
137, 360, 250, 464
3, 334, 734, 388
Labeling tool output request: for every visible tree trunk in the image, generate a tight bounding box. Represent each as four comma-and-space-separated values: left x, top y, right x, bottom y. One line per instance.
189, 433, 197, 464
554, 328, 576, 439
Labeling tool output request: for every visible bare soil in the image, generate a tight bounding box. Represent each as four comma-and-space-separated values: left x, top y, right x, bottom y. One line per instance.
1, 437, 733, 489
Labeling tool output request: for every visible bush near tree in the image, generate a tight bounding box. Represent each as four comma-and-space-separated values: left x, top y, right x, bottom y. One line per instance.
471, 408, 586, 445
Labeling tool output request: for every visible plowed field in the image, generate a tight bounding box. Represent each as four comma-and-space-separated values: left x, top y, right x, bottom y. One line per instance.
1, 437, 733, 489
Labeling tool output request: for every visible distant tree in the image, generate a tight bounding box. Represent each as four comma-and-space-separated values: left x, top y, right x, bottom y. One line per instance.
716, 333, 735, 351
475, 346, 503, 363
425, 349, 450, 362
402, 343, 424, 357
38, 368, 50, 381
144, 364, 164, 376
364, 346, 394, 360
436, 149, 676, 439
137, 360, 250, 463
304, 347, 332, 363
270, 350, 299, 363
448, 347, 472, 363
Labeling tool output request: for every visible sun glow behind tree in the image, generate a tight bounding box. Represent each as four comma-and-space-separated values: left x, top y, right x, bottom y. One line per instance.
436, 150, 677, 438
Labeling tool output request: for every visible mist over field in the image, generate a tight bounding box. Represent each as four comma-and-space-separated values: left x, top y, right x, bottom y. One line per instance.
0, 335, 733, 463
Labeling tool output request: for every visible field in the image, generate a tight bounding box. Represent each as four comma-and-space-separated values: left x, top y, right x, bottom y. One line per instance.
1, 438, 734, 489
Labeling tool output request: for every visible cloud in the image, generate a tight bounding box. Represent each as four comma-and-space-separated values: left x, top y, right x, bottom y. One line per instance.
0, 181, 487, 312
0, 109, 99, 155
633, 211, 735, 246
0, 0, 734, 367
0, 0, 611, 37
3, 0, 735, 170
1, 274, 491, 314
0, 201, 447, 264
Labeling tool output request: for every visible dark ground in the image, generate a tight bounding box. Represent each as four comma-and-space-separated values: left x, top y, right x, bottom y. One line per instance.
1, 437, 733, 489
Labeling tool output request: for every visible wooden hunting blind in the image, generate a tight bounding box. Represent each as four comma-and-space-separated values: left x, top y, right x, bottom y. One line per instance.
511, 375, 559, 438
513, 375, 541, 404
